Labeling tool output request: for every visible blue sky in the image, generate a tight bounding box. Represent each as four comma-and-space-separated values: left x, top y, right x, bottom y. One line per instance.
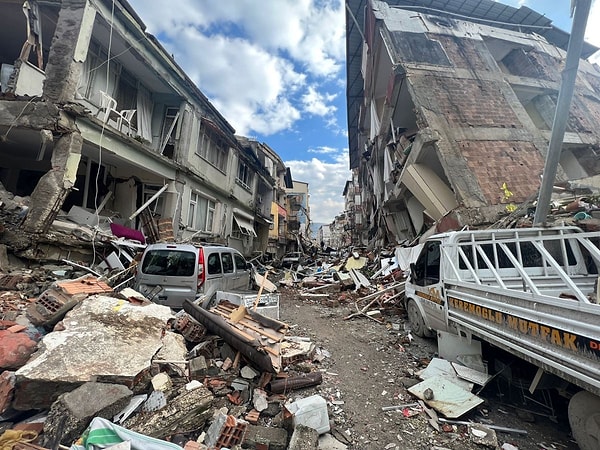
127, 0, 600, 224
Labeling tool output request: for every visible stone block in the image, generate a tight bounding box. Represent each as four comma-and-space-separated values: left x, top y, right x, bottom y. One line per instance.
189, 356, 208, 380
0, 371, 16, 414
468, 424, 498, 448
14, 296, 174, 410
287, 424, 318, 450
0, 330, 37, 370
42, 382, 133, 447
243, 423, 289, 450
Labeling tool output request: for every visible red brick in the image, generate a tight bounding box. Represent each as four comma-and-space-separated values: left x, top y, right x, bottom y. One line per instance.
7, 324, 27, 333
183, 441, 200, 450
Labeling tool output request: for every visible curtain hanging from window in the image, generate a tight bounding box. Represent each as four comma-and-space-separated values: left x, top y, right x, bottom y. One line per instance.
137, 84, 153, 141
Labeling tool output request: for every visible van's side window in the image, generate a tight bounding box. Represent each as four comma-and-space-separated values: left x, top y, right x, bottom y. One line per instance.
222, 253, 234, 273
207, 253, 222, 274
233, 253, 247, 271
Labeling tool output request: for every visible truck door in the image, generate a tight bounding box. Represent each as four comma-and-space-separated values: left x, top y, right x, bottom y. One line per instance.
411, 240, 447, 331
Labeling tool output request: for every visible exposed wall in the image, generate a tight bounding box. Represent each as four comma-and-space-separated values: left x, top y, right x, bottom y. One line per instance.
355, 3, 600, 245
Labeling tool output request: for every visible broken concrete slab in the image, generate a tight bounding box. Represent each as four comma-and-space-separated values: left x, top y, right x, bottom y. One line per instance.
243, 423, 289, 450
42, 382, 133, 447
287, 424, 319, 450
468, 423, 498, 448
0, 371, 15, 414
318, 433, 349, 450
123, 381, 214, 439
153, 330, 188, 373
14, 295, 174, 410
408, 376, 483, 419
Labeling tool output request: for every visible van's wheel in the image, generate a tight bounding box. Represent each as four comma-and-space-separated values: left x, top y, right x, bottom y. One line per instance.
568, 390, 600, 450
406, 298, 434, 338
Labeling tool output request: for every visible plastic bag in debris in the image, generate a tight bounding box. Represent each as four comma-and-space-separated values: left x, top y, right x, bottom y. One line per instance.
69, 417, 183, 450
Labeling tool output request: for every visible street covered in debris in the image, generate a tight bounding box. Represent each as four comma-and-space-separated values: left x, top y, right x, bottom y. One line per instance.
2, 0, 600, 448
0, 183, 596, 449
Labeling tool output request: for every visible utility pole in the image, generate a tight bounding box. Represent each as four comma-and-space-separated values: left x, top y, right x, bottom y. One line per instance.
533, 0, 592, 225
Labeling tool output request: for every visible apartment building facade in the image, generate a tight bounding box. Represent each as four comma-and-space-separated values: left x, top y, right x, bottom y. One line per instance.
345, 0, 600, 247
0, 0, 291, 257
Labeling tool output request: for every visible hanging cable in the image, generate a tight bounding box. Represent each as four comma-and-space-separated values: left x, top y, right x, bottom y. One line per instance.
91, 0, 116, 268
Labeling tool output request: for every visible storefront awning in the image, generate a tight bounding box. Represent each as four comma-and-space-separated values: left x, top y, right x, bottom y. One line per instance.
233, 214, 257, 237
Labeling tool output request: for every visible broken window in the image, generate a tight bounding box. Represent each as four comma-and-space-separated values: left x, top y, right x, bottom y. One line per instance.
142, 184, 165, 218
196, 120, 229, 172
187, 192, 216, 232
79, 40, 119, 106
207, 252, 222, 275
560, 146, 600, 179
237, 161, 253, 190
160, 107, 179, 159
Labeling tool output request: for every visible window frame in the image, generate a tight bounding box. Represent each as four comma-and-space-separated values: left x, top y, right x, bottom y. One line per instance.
195, 122, 229, 172
187, 191, 217, 232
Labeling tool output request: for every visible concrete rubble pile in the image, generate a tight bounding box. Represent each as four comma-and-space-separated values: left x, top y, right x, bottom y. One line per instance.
270, 245, 412, 324
0, 193, 347, 450
0, 272, 344, 449
1, 185, 597, 449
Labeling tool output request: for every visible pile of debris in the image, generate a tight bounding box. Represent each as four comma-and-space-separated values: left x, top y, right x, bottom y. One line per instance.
0, 270, 349, 449
267, 246, 417, 323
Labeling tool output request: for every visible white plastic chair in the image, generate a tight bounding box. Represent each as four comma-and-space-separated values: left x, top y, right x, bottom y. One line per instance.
117, 109, 136, 135
96, 90, 118, 123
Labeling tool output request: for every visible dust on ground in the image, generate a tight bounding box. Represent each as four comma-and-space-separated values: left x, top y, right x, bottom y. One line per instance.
277, 286, 579, 450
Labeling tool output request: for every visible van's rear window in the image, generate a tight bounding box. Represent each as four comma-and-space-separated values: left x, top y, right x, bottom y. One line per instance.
141, 250, 196, 276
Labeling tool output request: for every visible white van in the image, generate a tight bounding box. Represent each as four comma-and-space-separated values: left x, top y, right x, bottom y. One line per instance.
134, 243, 252, 309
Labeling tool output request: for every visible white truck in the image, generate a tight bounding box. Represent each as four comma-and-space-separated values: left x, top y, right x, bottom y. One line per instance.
404, 226, 600, 450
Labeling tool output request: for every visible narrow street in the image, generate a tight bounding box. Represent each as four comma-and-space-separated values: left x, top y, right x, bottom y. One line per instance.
278, 286, 580, 450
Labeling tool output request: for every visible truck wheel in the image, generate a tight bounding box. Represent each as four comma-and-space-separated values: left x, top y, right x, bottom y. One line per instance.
569, 390, 600, 450
406, 299, 434, 338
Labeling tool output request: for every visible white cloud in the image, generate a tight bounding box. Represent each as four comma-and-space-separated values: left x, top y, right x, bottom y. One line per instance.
586, 0, 600, 64
285, 152, 350, 223
301, 85, 337, 116
307, 146, 339, 154
128, 0, 345, 136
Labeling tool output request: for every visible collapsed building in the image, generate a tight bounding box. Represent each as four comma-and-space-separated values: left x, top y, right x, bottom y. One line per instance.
345, 0, 600, 247
0, 0, 304, 260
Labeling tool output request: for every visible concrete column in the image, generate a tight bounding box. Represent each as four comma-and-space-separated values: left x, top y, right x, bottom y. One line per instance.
23, 0, 94, 233
22, 132, 82, 233
43, 0, 95, 103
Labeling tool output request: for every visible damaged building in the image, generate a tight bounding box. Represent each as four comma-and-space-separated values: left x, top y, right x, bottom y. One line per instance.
0, 0, 302, 260
345, 0, 600, 246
